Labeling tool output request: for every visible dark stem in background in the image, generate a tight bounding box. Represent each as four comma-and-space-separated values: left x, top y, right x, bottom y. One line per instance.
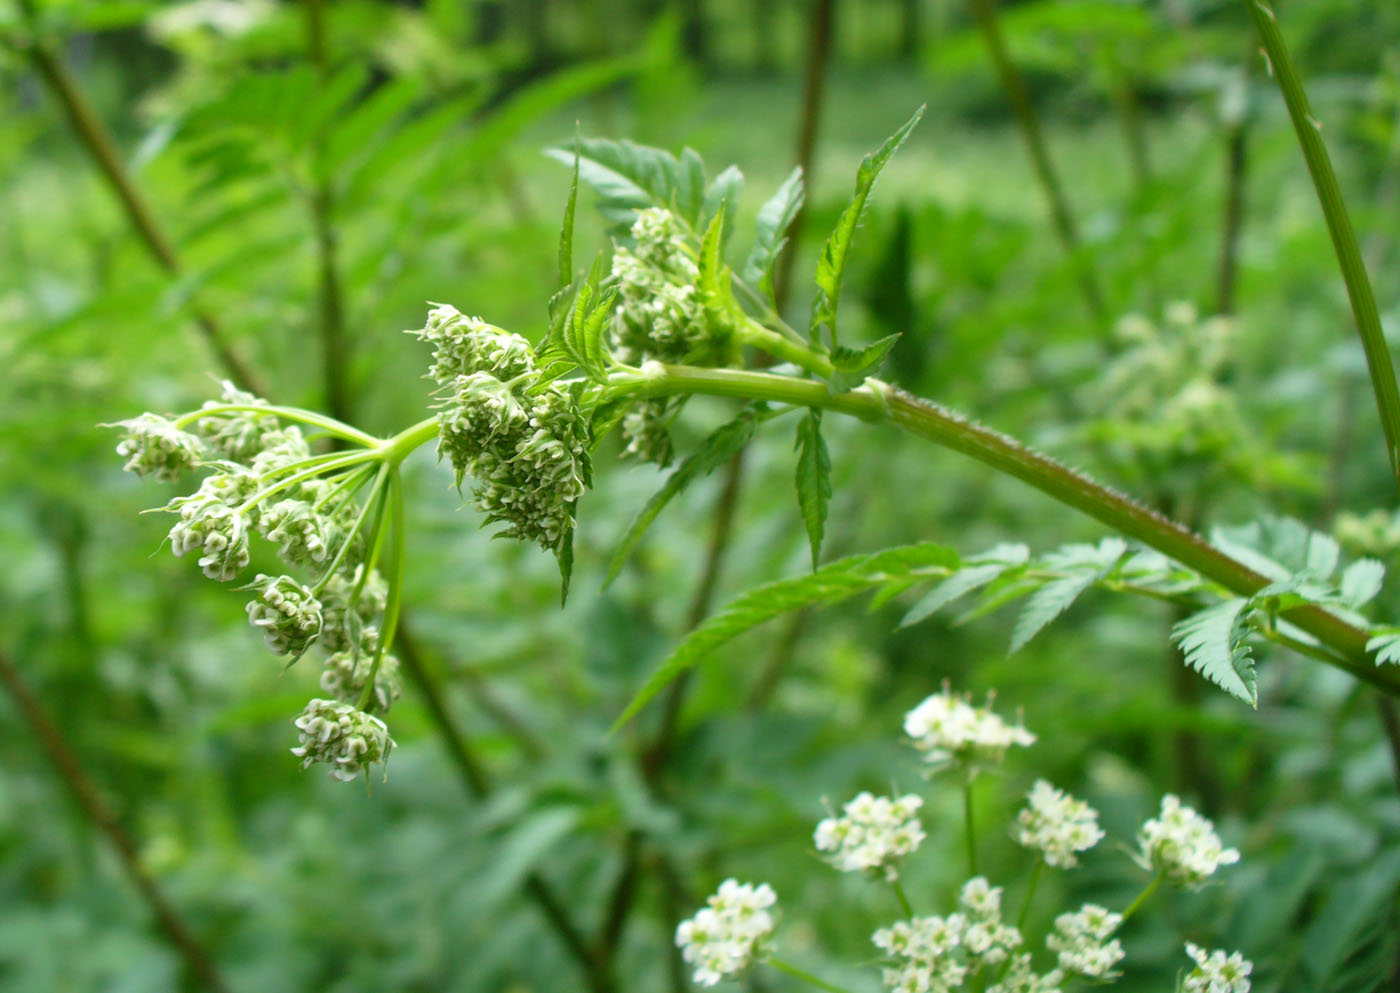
395, 629, 610, 992
1245, 0, 1400, 494
303, 0, 352, 426
17, 18, 262, 393
0, 650, 232, 993
598, 1, 840, 982
1216, 117, 1248, 315
967, 0, 1107, 328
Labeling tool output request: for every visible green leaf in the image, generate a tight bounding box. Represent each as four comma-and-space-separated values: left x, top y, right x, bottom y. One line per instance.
556, 516, 575, 607
1008, 538, 1125, 652
795, 409, 832, 569
900, 543, 1030, 628
1340, 558, 1385, 607
1172, 598, 1258, 706
612, 542, 959, 731
321, 74, 425, 178
808, 106, 923, 349
545, 138, 709, 226
697, 205, 727, 305
703, 165, 745, 233
1366, 629, 1400, 666
558, 147, 579, 292
742, 166, 805, 298
1302, 848, 1400, 987
602, 409, 759, 589
828, 333, 902, 393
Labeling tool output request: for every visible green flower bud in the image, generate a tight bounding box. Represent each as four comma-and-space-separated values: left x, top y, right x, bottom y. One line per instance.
166, 489, 251, 581
320, 651, 402, 713
244, 574, 323, 657
111, 413, 206, 481
290, 698, 395, 782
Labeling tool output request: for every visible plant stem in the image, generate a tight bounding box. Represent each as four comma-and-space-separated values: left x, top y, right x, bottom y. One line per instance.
1017, 857, 1044, 931
892, 878, 915, 918
1245, 0, 1400, 492
967, 0, 1106, 327
17, 9, 262, 393
963, 772, 979, 876
1120, 873, 1163, 923
173, 403, 379, 447
0, 650, 232, 993
767, 955, 857, 993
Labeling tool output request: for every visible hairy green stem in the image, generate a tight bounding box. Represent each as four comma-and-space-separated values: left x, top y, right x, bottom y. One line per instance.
1246, 0, 1400, 491
967, 0, 1106, 326
766, 955, 856, 993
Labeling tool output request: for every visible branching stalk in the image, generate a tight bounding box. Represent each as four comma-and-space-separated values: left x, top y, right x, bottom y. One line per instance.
1245, 0, 1400, 491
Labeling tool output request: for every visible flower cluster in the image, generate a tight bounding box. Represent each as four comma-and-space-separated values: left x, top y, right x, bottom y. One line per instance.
675, 879, 776, 987
873, 878, 1035, 993
608, 208, 723, 464
1181, 943, 1252, 993
413, 304, 590, 551
1015, 780, 1104, 869
904, 686, 1035, 772
1046, 904, 1124, 979
1135, 794, 1240, 888
112, 380, 401, 782
290, 699, 395, 782
814, 791, 924, 880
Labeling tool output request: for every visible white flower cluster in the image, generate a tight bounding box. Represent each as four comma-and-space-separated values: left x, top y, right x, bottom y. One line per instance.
1135, 794, 1240, 888
112, 412, 205, 481
873, 878, 1031, 993
675, 879, 777, 987
1046, 904, 1124, 979
610, 208, 719, 464
115, 380, 404, 782
413, 304, 590, 551
1181, 943, 1252, 993
290, 699, 395, 782
814, 792, 925, 880
904, 687, 1035, 772
1015, 780, 1104, 868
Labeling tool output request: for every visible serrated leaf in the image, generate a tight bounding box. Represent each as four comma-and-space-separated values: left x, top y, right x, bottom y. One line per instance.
703, 165, 744, 232
828, 333, 902, 393
742, 166, 805, 298
1302, 848, 1400, 987
900, 543, 1031, 628
1009, 572, 1100, 654
1304, 531, 1341, 578
1172, 598, 1257, 705
546, 139, 695, 225
795, 409, 832, 569
612, 543, 959, 731
1340, 558, 1385, 607
556, 517, 575, 606
1366, 630, 1400, 666
675, 147, 706, 224
808, 106, 923, 349
558, 147, 579, 291
602, 410, 759, 588
697, 205, 727, 304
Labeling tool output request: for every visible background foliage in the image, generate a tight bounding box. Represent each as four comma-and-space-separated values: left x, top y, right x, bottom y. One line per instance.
3, 0, 1400, 990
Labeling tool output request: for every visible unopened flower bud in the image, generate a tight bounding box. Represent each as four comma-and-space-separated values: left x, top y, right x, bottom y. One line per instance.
290, 698, 394, 782
244, 574, 322, 656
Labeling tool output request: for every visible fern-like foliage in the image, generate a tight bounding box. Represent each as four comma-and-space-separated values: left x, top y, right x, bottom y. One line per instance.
614, 516, 1397, 727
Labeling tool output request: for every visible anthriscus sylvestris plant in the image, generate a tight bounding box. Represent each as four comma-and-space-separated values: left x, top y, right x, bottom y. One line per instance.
113, 107, 1400, 788
674, 688, 1250, 993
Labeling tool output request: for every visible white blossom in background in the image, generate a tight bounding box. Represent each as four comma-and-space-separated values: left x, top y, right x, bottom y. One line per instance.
1015, 779, 1105, 868
1181, 943, 1252, 993
873, 877, 1025, 993
1046, 904, 1124, 979
814, 792, 925, 880
1135, 795, 1240, 888
904, 686, 1035, 771
675, 879, 776, 986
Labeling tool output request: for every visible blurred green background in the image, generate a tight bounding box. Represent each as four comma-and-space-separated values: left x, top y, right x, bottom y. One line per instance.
3, 0, 1400, 990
